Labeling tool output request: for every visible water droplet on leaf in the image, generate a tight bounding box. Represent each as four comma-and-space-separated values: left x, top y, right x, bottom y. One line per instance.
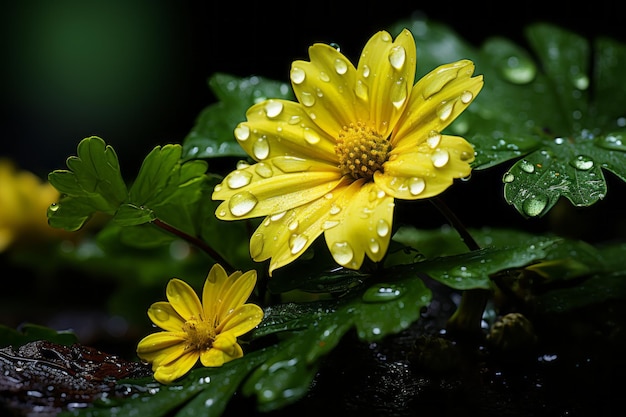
570, 155, 594, 171
362, 283, 403, 303
522, 193, 548, 217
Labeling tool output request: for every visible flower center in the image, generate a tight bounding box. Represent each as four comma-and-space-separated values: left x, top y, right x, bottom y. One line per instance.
183, 318, 216, 351
335, 122, 391, 180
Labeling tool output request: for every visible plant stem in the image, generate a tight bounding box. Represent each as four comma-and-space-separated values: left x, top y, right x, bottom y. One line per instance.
430, 197, 489, 340
152, 218, 235, 273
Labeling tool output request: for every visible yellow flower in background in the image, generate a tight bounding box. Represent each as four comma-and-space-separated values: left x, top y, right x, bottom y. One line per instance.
0, 159, 67, 252
136, 264, 264, 384
212, 29, 483, 274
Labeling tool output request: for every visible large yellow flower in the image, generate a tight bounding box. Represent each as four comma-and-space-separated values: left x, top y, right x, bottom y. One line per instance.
212, 29, 483, 274
136, 264, 264, 384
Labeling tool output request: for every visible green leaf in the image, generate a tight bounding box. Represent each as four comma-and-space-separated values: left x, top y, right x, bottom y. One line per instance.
48, 136, 128, 230
0, 324, 78, 349
182, 73, 294, 160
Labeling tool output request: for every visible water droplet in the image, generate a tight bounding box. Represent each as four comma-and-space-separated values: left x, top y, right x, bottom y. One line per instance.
571, 73, 589, 90
270, 211, 286, 221
300, 91, 315, 107
255, 162, 273, 178
228, 191, 258, 217
570, 155, 594, 170
381, 32, 391, 42
362, 65, 370, 77
334, 58, 348, 75
288, 219, 299, 231
226, 170, 252, 189
318, 71, 330, 82
290, 67, 305, 84
388, 45, 406, 70
151, 306, 170, 322
426, 130, 441, 148
49, 203, 59, 212
368, 238, 380, 254
522, 193, 548, 217
355, 80, 368, 101
329, 204, 341, 215
431, 149, 450, 168
289, 234, 308, 254
362, 283, 403, 303
436, 101, 454, 121
502, 172, 515, 183
596, 133, 626, 151
376, 219, 390, 237
264, 100, 283, 118
253, 137, 270, 160
554, 137, 565, 145
288, 115, 301, 125
519, 160, 535, 173
304, 128, 321, 144
330, 241, 354, 265
322, 220, 340, 230
391, 79, 407, 109
250, 233, 264, 258
409, 177, 425, 195
234, 124, 250, 141
460, 90, 473, 104
500, 56, 536, 84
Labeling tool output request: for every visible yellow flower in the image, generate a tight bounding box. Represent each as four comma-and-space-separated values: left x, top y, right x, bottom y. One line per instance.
0, 158, 69, 252
212, 29, 483, 274
136, 264, 264, 384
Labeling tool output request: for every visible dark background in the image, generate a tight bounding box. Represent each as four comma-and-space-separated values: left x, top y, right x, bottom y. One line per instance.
2, 0, 624, 178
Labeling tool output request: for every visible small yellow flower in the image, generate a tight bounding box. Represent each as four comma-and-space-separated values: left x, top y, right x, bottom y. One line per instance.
0, 159, 69, 252
136, 264, 264, 384
212, 29, 483, 274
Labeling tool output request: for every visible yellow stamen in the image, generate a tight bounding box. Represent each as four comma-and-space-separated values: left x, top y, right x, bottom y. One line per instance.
335, 122, 391, 180
183, 318, 216, 351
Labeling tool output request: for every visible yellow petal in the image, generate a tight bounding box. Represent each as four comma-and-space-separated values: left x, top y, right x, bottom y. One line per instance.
153, 350, 199, 384
214, 270, 257, 320
217, 304, 264, 336
202, 264, 233, 321
147, 301, 186, 332
391, 59, 483, 154
136, 331, 186, 355
236, 100, 337, 163
357, 29, 416, 137
199, 338, 243, 367
166, 278, 203, 321
248, 177, 353, 274
323, 181, 395, 269
290, 43, 359, 136
375, 135, 474, 199
212, 156, 342, 220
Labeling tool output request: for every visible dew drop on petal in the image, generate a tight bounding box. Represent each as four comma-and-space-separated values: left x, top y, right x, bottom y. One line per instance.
250, 233, 264, 258
288, 220, 299, 231
460, 90, 473, 104
408, 177, 425, 195
426, 130, 441, 148
228, 191, 258, 217
300, 91, 315, 107
381, 32, 391, 42
388, 45, 406, 70
255, 162, 273, 178
290, 67, 306, 84
334, 58, 348, 75
331, 241, 354, 265
329, 204, 341, 215
289, 234, 308, 254
322, 220, 340, 230
436, 101, 454, 121
362, 65, 370, 78
304, 128, 321, 144
151, 306, 170, 322
270, 211, 286, 221
318, 71, 330, 82
368, 238, 380, 254
431, 149, 450, 168
288, 115, 301, 125
226, 170, 253, 189
234, 124, 250, 141
391, 80, 407, 109
264, 100, 283, 118
355, 80, 368, 101
376, 219, 390, 237
253, 137, 270, 160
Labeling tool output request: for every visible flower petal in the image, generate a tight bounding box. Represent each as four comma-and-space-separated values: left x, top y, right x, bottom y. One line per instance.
323, 180, 395, 269
202, 263, 234, 322
391, 59, 483, 153
215, 270, 258, 320
216, 303, 264, 336
136, 332, 187, 367
290, 43, 360, 137
166, 278, 203, 321
199, 333, 243, 367
376, 135, 474, 199
147, 301, 186, 332
213, 156, 342, 220
249, 177, 353, 274
357, 29, 416, 137
153, 350, 199, 384
236, 100, 338, 163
